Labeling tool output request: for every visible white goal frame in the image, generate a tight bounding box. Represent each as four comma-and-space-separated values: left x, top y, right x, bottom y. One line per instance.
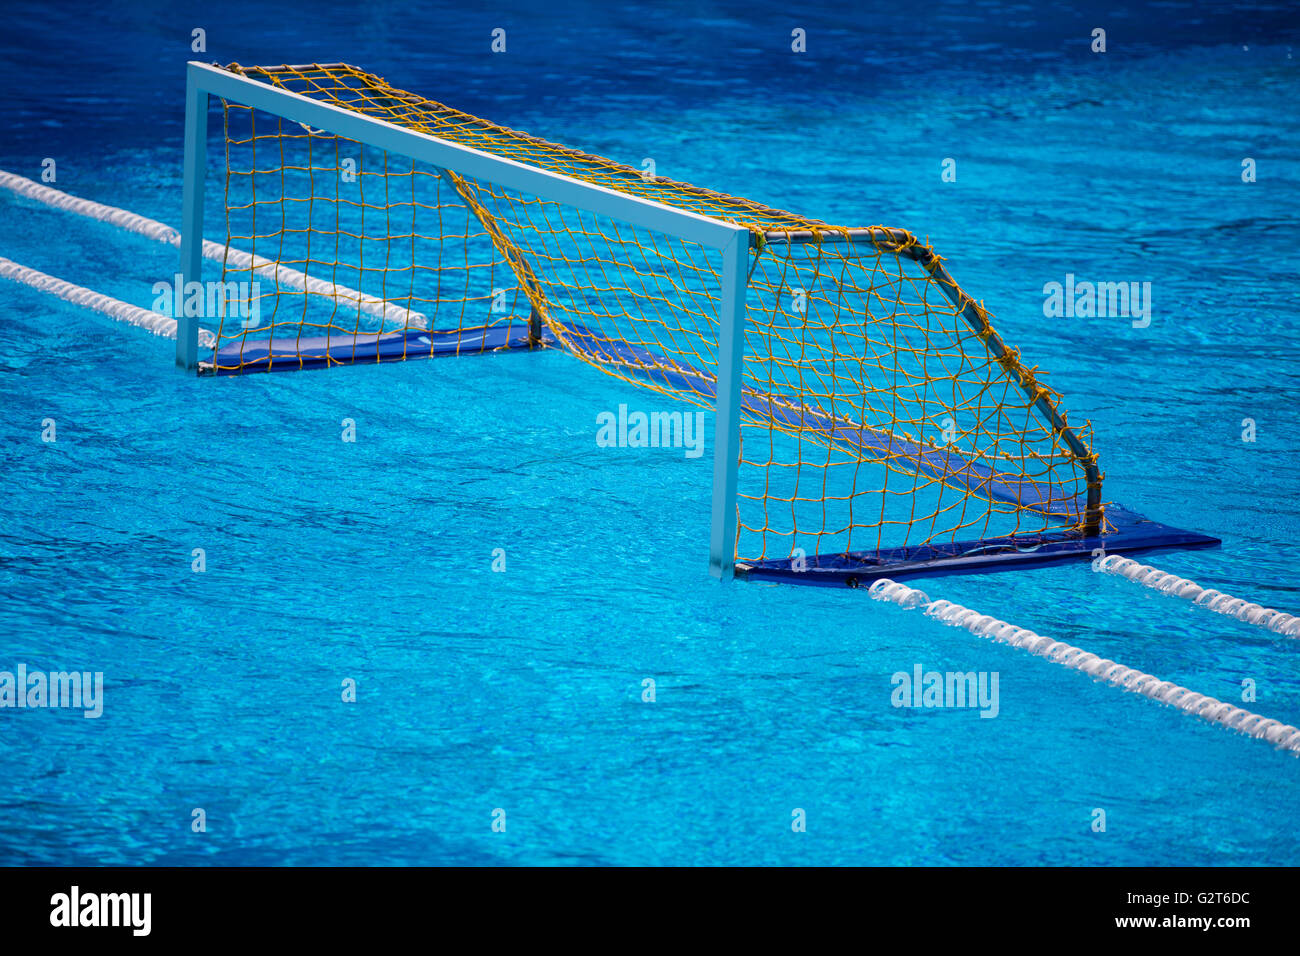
179, 61, 750, 580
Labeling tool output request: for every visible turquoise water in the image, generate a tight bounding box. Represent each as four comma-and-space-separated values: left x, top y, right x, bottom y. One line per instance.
1, 1, 1299, 865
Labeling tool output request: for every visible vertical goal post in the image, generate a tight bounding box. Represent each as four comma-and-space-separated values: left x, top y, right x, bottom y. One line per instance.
177, 60, 753, 580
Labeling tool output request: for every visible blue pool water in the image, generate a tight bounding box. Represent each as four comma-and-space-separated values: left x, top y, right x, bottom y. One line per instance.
1, 1, 1299, 865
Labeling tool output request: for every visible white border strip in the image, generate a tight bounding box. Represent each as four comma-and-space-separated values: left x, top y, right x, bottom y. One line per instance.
867, 578, 1300, 754
1096, 555, 1300, 638
0, 256, 216, 348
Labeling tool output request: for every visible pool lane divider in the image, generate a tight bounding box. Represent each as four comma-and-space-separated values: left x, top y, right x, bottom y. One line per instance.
866, 578, 1300, 755
1097, 555, 1300, 638
0, 169, 426, 330
0, 255, 216, 347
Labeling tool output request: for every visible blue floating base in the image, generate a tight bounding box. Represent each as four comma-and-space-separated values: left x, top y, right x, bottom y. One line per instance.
203, 323, 545, 375
737, 505, 1221, 587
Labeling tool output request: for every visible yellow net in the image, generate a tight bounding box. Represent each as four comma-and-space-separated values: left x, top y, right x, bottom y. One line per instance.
207, 62, 1103, 571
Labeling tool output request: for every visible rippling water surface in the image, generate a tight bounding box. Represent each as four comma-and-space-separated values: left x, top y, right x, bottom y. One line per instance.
1, 1, 1298, 865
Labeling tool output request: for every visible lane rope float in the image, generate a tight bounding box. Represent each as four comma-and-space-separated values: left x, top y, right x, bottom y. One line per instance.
867, 578, 1300, 755
0, 255, 216, 347
0, 169, 427, 330
1096, 555, 1300, 638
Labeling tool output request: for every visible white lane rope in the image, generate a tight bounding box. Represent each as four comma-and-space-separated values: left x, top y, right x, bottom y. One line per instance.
0, 256, 216, 348
0, 169, 428, 330
866, 578, 1300, 755
1096, 555, 1300, 638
